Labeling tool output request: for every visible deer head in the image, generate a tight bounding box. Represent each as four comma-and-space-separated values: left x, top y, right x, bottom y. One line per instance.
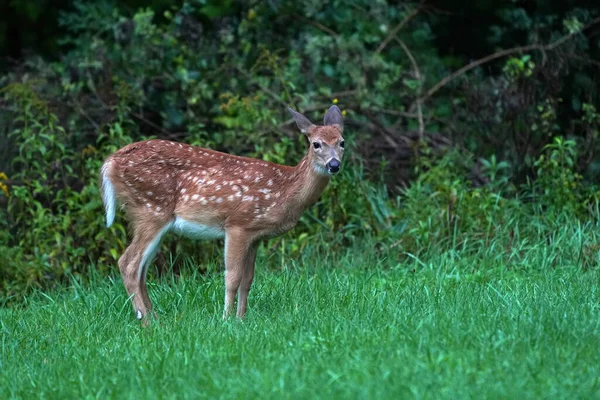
288, 105, 345, 176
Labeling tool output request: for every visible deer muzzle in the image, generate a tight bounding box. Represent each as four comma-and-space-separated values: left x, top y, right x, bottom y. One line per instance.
326, 158, 341, 174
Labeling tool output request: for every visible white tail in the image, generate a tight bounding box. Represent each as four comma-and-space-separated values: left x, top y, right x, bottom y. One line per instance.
101, 105, 345, 322
101, 163, 117, 227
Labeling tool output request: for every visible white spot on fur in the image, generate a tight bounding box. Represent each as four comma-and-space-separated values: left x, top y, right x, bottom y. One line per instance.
267, 179, 273, 186
192, 194, 199, 201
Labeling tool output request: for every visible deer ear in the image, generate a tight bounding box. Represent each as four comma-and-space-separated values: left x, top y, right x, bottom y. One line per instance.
323, 105, 344, 131
287, 107, 315, 134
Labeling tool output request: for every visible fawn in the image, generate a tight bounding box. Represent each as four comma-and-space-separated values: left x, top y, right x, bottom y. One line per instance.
101, 105, 345, 321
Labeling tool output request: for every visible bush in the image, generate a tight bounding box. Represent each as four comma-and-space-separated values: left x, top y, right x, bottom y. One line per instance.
1, 1, 600, 298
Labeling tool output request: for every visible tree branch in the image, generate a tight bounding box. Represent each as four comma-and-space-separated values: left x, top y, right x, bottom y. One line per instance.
375, 6, 421, 55
295, 15, 339, 37
396, 38, 425, 141
420, 16, 600, 104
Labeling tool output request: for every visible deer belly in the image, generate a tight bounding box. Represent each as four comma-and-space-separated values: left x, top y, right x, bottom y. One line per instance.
172, 217, 225, 240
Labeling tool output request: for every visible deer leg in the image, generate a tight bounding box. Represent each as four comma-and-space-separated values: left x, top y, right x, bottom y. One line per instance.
223, 229, 252, 319
237, 243, 258, 318
118, 221, 172, 321
138, 275, 156, 321
118, 238, 145, 319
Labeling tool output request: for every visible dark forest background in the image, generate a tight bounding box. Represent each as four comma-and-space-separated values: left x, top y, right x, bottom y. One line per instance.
1, 0, 599, 299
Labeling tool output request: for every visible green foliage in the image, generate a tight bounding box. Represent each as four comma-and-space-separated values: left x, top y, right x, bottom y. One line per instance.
2, 0, 430, 296
0, 83, 131, 299
530, 137, 585, 213
398, 150, 517, 253
1, 1, 600, 297
503, 55, 535, 80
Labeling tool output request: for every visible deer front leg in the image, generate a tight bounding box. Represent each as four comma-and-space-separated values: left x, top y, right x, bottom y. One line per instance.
223, 229, 253, 319
237, 243, 258, 318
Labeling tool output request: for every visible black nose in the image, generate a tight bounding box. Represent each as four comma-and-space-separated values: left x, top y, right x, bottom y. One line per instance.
327, 158, 341, 174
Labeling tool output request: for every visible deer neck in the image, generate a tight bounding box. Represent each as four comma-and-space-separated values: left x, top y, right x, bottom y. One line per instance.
285, 155, 331, 211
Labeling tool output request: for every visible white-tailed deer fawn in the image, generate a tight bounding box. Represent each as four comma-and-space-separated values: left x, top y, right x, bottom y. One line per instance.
101, 105, 345, 321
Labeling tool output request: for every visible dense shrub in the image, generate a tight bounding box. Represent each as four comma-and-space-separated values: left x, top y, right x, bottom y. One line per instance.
1, 1, 599, 298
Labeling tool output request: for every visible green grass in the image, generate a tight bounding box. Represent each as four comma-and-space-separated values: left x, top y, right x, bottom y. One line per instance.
2, 233, 600, 399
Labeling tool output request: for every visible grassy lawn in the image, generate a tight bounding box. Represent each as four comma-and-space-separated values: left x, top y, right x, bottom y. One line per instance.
2, 237, 600, 399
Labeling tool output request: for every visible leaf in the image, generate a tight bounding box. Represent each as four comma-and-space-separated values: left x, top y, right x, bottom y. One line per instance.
402, 79, 421, 91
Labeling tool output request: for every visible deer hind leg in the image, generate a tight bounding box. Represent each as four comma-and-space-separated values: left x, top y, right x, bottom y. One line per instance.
118, 221, 173, 321
237, 243, 258, 318
223, 229, 253, 319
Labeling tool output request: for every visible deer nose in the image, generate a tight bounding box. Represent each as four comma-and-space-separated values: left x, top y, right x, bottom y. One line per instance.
326, 158, 341, 174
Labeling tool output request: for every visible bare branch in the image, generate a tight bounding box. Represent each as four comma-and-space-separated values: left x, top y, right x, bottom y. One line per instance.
396, 38, 425, 141
421, 16, 600, 104
569, 54, 600, 68
69, 95, 100, 131
375, 6, 421, 55
295, 15, 339, 37
130, 111, 178, 138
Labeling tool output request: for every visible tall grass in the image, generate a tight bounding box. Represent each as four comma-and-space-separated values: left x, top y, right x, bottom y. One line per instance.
2, 223, 600, 399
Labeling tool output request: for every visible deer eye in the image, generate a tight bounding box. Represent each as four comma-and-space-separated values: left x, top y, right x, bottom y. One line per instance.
340, 140, 345, 148
313, 142, 321, 149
